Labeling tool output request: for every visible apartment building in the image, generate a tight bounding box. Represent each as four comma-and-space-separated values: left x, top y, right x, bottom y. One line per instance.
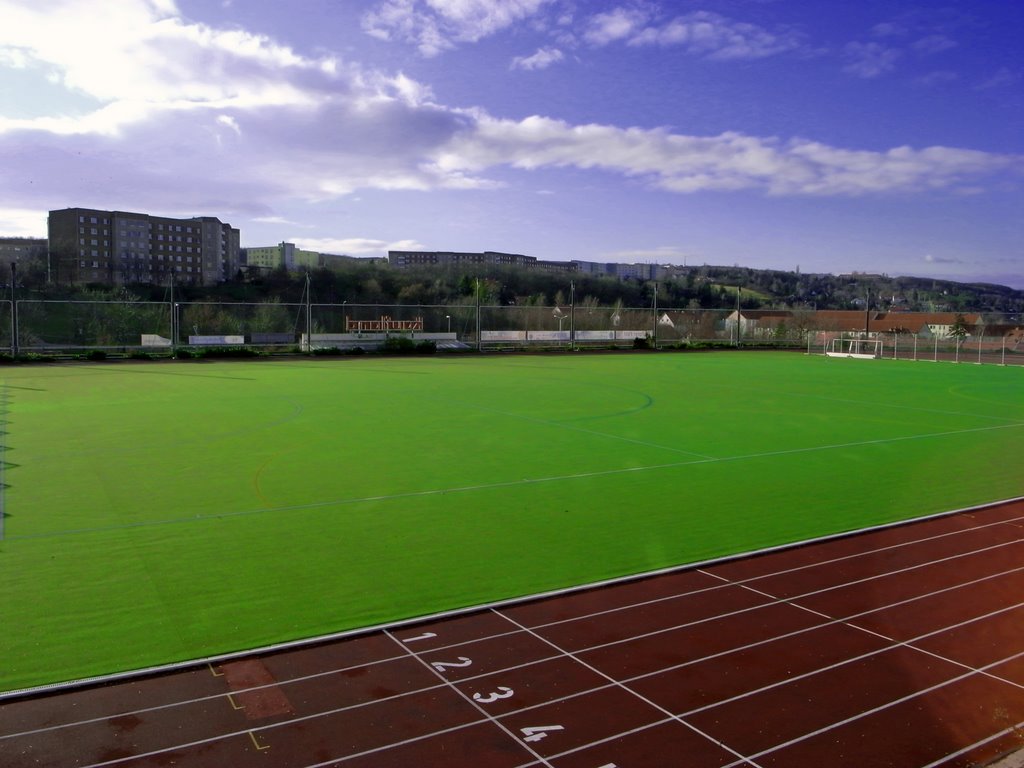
48, 208, 240, 286
388, 250, 536, 269
0, 238, 47, 272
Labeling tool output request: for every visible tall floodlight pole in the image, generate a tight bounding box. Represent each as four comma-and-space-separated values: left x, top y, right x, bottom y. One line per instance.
475, 279, 482, 351
569, 280, 575, 350
305, 271, 312, 354
652, 282, 658, 349
735, 286, 742, 347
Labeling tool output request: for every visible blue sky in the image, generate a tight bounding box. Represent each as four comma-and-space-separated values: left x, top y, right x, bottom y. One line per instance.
1, 0, 1022, 286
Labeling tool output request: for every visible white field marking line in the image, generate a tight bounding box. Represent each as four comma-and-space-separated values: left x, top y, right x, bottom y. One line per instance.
575, 536, 1024, 656
492, 610, 765, 768
9, 516, 1024, 740
382, 629, 558, 768
58, 565, 1024, 767
13, 423, 1022, 543
7, 496, 1020, 709
441, 397, 716, 460
519, 510, 1024, 635
744, 385, 1024, 426
719, 646, 1024, 768
920, 720, 1024, 768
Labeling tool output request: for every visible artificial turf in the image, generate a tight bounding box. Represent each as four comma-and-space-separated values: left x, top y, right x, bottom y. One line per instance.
1, 352, 1021, 693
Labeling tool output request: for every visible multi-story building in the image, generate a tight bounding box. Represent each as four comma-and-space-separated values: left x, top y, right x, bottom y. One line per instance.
0, 238, 47, 274
243, 242, 320, 272
388, 250, 536, 269
47, 208, 239, 286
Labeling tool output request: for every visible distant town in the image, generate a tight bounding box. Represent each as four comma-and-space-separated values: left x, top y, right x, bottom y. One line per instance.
0, 206, 1021, 317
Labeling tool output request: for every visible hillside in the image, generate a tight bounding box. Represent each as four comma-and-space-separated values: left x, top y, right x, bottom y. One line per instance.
17, 260, 1024, 315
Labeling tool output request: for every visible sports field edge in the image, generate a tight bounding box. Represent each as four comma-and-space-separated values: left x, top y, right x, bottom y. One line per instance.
3, 494, 1021, 704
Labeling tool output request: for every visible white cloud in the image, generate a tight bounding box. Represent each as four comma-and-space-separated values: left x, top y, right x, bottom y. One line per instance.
842, 41, 901, 78
923, 253, 964, 265
976, 67, 1020, 91
433, 115, 1023, 197
583, 7, 652, 46
510, 46, 564, 71
291, 237, 425, 256
626, 11, 802, 60
604, 246, 694, 263
912, 34, 956, 55
362, 0, 554, 57
0, 0, 1019, 227
0, 207, 46, 236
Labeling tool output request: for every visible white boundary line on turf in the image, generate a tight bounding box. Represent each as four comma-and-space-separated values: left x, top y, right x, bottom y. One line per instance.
8, 552, 1024, 744
8, 528, 1024, 768
9, 423, 1022, 541
1, 495, 1021, 704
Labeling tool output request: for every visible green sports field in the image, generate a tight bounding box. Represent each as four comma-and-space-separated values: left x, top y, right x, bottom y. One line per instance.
1, 352, 1021, 693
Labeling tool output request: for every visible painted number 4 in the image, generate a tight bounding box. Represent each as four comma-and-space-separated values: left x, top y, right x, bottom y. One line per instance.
520, 725, 564, 743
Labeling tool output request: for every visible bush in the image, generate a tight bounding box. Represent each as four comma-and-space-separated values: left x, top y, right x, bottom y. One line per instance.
129, 351, 153, 360
84, 350, 107, 361
382, 336, 416, 353
632, 335, 651, 350
199, 346, 259, 359
311, 346, 343, 356
345, 346, 366, 356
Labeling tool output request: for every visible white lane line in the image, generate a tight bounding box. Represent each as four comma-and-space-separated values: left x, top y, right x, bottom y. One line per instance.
919, 721, 1024, 768
7, 526, 1024, 742
46, 563, 1024, 766
718, 646, 1024, 768
576, 537, 1024, 657
382, 629, 557, 768
492, 610, 766, 768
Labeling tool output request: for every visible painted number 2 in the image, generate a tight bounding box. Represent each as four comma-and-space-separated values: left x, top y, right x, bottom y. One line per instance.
430, 656, 472, 673
472, 686, 514, 703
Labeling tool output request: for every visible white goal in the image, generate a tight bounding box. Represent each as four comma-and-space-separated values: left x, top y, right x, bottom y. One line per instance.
826, 336, 883, 359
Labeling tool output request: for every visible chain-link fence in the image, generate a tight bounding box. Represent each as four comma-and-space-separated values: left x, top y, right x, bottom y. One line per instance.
6, 299, 1022, 365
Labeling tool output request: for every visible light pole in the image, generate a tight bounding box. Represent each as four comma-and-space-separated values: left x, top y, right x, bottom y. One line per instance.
446, 314, 451, 334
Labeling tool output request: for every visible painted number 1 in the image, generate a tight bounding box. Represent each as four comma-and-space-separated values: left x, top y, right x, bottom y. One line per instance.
402, 632, 436, 643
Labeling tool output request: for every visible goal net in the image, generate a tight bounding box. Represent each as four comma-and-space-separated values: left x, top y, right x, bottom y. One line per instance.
826, 336, 883, 359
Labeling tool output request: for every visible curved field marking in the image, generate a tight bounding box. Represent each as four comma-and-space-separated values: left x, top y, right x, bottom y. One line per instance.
2, 496, 1020, 705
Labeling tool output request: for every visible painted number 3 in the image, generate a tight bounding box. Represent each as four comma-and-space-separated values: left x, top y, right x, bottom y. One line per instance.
472, 686, 514, 703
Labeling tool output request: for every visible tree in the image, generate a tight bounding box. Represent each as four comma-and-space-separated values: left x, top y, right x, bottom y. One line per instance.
949, 314, 969, 345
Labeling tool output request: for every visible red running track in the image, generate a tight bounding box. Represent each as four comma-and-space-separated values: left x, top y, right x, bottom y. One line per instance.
3, 500, 1024, 767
